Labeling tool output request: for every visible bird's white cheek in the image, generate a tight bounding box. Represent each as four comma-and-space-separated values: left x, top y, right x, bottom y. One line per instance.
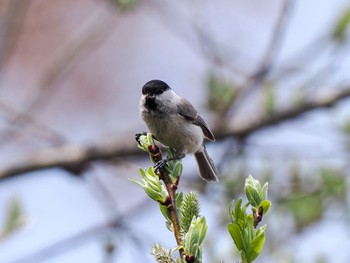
139, 96, 146, 111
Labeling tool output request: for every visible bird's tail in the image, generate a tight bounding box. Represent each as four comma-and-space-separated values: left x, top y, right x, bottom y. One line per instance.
194, 146, 219, 182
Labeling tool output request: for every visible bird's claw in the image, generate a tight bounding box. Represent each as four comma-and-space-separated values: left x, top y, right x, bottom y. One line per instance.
135, 132, 147, 145
154, 159, 168, 173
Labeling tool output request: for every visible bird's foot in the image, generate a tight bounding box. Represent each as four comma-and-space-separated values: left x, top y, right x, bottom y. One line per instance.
135, 132, 148, 146
154, 159, 168, 173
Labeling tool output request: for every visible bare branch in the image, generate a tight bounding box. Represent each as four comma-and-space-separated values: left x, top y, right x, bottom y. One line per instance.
0, 8, 116, 145
215, 88, 350, 140
10, 198, 151, 263
229, 0, 294, 116
0, 0, 30, 78
0, 100, 66, 146
252, 0, 294, 81
0, 88, 350, 180
0, 136, 138, 179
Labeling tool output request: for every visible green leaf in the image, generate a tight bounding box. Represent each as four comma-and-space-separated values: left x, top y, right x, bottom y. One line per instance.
259, 200, 271, 215
194, 217, 207, 246
234, 198, 244, 221
183, 216, 207, 260
206, 74, 237, 114
262, 182, 269, 200
320, 168, 346, 201
176, 192, 183, 209
1, 197, 25, 239
110, 0, 140, 10
332, 6, 350, 42
288, 194, 322, 230
255, 225, 267, 237
245, 175, 267, 208
228, 223, 245, 251
139, 168, 146, 177
131, 167, 168, 203
159, 205, 173, 232
246, 231, 265, 262
245, 185, 262, 208
173, 162, 183, 178
342, 119, 350, 135
228, 175, 271, 263
228, 199, 236, 222
136, 133, 152, 152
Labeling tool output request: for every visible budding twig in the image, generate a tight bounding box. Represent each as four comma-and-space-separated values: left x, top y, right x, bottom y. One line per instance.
148, 143, 185, 260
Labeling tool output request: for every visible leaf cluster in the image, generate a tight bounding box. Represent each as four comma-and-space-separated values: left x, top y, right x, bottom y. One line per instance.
227, 176, 271, 263
134, 134, 271, 263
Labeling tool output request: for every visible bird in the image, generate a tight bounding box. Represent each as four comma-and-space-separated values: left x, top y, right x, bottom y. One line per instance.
139, 79, 218, 182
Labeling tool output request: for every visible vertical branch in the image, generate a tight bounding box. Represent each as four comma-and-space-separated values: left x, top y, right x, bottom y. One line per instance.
160, 171, 183, 252
253, 0, 294, 81
148, 144, 185, 260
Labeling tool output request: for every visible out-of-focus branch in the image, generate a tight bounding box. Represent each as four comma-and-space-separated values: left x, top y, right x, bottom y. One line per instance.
215, 88, 350, 140
0, 8, 116, 145
0, 0, 30, 79
250, 0, 294, 83
1, 88, 350, 180
0, 135, 139, 179
10, 198, 151, 263
229, 0, 294, 115
0, 100, 66, 146
145, 0, 249, 77
26, 9, 116, 113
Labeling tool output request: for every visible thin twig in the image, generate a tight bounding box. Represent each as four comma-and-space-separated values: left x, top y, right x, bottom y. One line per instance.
0, 8, 116, 146
229, 0, 294, 115
145, 0, 249, 77
252, 0, 294, 82
0, 99, 66, 146
161, 172, 183, 258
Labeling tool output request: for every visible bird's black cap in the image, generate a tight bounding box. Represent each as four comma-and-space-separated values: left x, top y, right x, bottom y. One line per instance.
142, 80, 171, 96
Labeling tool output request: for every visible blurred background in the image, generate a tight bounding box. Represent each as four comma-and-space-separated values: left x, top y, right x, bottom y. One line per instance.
1, 0, 350, 262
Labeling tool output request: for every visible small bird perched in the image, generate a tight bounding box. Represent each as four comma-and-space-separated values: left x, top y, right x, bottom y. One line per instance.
139, 79, 218, 182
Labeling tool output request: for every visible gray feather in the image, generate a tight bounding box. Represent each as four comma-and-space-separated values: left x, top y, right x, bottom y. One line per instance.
194, 146, 219, 182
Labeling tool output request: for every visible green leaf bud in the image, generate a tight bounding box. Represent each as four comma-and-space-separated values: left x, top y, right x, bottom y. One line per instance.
245, 175, 265, 208
183, 216, 207, 261
131, 167, 168, 204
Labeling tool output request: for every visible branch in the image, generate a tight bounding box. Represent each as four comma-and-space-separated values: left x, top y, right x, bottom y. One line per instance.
146, 143, 184, 260
0, 0, 30, 75
0, 88, 350, 180
0, 100, 66, 146
10, 198, 151, 263
214, 88, 350, 140
0, 8, 116, 146
229, 0, 294, 115
0, 136, 139, 179
252, 0, 294, 81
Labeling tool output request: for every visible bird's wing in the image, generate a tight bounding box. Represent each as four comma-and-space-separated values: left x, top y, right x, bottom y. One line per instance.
177, 98, 215, 141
